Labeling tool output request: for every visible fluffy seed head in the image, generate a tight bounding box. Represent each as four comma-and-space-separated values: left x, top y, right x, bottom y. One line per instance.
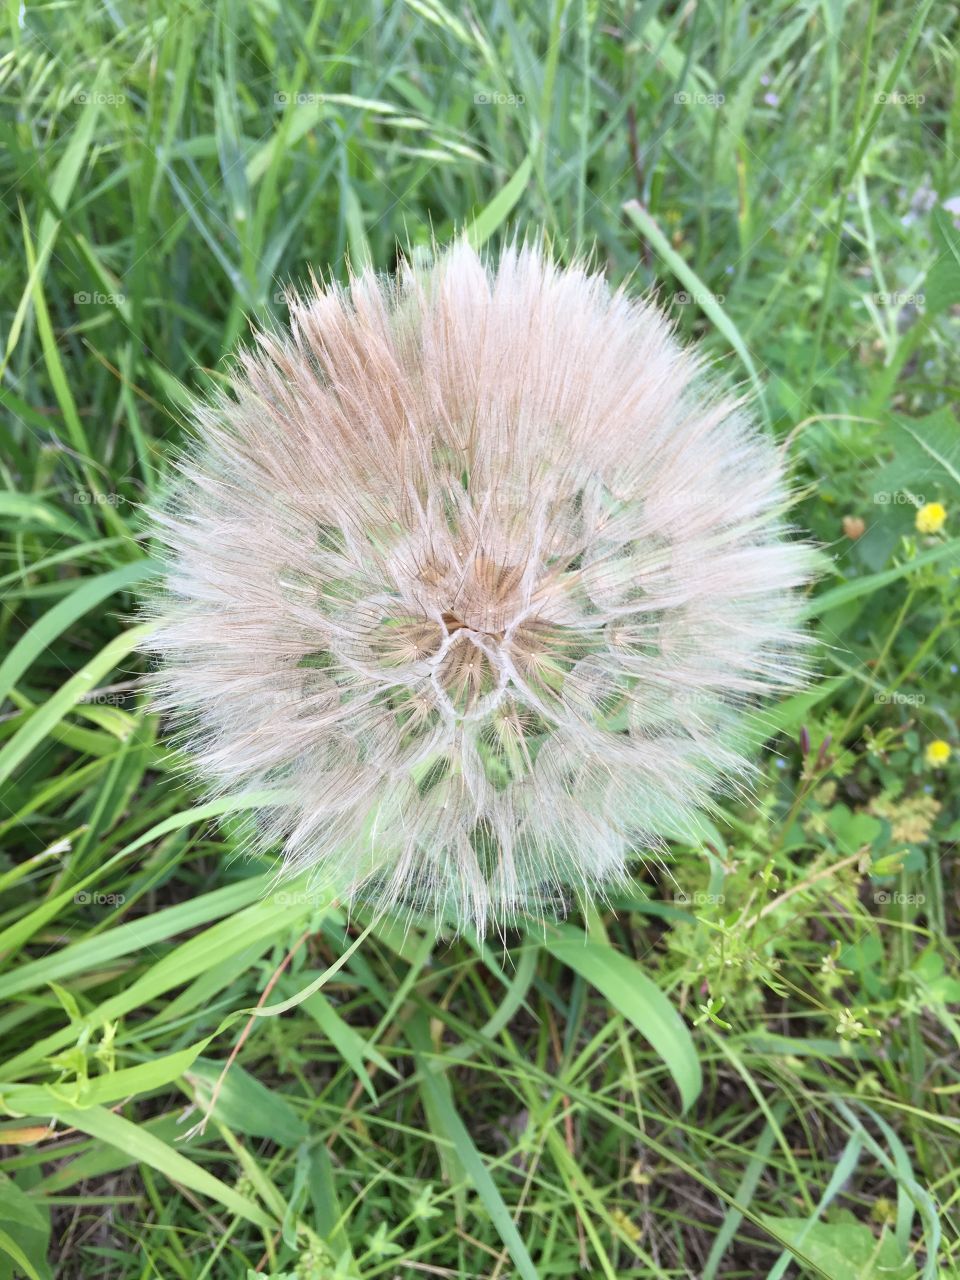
145, 242, 815, 931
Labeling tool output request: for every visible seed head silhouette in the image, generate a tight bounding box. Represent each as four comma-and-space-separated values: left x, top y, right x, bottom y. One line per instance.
146, 243, 815, 930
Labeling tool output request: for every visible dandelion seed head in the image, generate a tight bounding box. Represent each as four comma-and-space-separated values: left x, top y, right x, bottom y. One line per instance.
145, 241, 816, 931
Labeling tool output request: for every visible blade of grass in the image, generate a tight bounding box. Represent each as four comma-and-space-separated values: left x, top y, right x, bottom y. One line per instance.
542, 923, 702, 1112
407, 1010, 540, 1280
623, 198, 770, 424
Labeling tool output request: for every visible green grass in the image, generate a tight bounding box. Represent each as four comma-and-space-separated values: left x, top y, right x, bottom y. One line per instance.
2, 1, 960, 1276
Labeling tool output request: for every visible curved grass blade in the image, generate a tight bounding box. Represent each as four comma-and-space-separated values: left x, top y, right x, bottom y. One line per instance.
542, 923, 702, 1111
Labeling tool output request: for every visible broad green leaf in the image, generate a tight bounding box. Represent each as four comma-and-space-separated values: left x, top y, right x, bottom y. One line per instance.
543, 924, 702, 1111
761, 1217, 912, 1280
42, 1106, 276, 1230
184, 1059, 307, 1146
924, 207, 960, 315
0, 1174, 50, 1280
0, 1226, 44, 1280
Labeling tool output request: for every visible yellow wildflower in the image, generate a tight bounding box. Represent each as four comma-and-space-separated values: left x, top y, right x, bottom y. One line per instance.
916, 502, 946, 534
925, 739, 952, 767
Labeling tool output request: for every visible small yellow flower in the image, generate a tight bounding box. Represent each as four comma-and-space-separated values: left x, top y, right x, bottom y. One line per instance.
925, 739, 952, 768
916, 502, 946, 534
611, 1208, 643, 1243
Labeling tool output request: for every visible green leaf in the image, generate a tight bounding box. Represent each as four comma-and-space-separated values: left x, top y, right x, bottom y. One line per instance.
542, 924, 702, 1111
924, 207, 960, 315
465, 155, 533, 249
0, 623, 153, 789
623, 199, 769, 423
0, 791, 290, 964
0, 1225, 45, 1280
0, 492, 86, 541
0, 873, 309, 1081
299, 989, 397, 1101
43, 1106, 276, 1230
5, 78, 104, 364
0, 1174, 51, 1280
2, 1046, 205, 1113
407, 1012, 540, 1280
824, 804, 883, 854
184, 1059, 307, 1146
806, 538, 960, 618
0, 560, 156, 707
761, 1217, 912, 1280
880, 409, 960, 495
0, 868, 275, 1002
